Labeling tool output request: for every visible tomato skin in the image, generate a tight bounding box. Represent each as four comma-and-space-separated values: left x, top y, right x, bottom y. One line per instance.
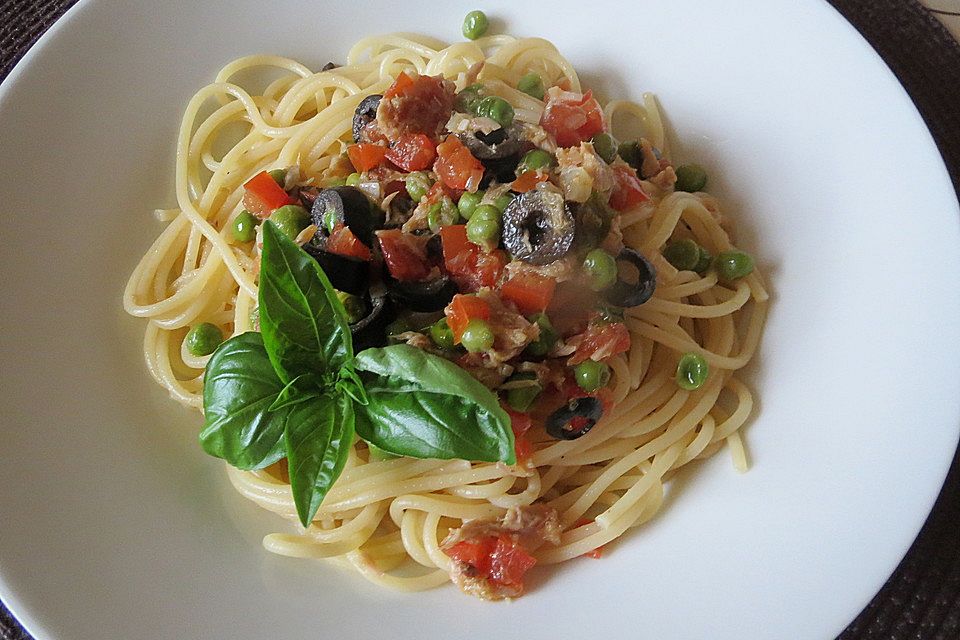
488, 535, 538, 586
540, 90, 605, 148
568, 321, 631, 365
434, 135, 484, 192
446, 294, 491, 343
326, 225, 372, 261
609, 165, 649, 212
510, 170, 548, 193
376, 229, 431, 281
439, 225, 507, 292
242, 171, 295, 217
385, 133, 437, 171
347, 143, 388, 172
499, 272, 557, 315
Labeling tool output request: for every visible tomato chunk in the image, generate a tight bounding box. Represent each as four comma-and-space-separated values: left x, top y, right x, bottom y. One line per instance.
242, 171, 295, 217
569, 321, 631, 365
325, 225, 371, 261
376, 229, 431, 281
499, 272, 557, 315
383, 71, 415, 99
609, 165, 649, 212
385, 133, 437, 172
439, 225, 507, 292
446, 536, 498, 574
347, 143, 388, 172
504, 406, 534, 464
446, 294, 491, 343
540, 90, 605, 148
434, 135, 484, 192
488, 535, 538, 586
510, 170, 548, 193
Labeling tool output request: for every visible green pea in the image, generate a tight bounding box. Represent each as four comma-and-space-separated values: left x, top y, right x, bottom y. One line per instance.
336, 291, 367, 324
405, 172, 432, 203
517, 149, 555, 175
493, 192, 515, 212
591, 133, 618, 164
428, 196, 459, 233
475, 96, 515, 128
345, 172, 362, 186
270, 204, 311, 240
461, 318, 494, 353
472, 203, 501, 222
617, 140, 643, 170
674, 164, 708, 192
186, 322, 224, 357
232, 210, 259, 243
694, 246, 713, 274
462, 10, 489, 40
505, 373, 542, 412
676, 352, 709, 390
582, 248, 618, 292
517, 72, 545, 100
466, 213, 500, 248
715, 250, 754, 282
574, 359, 611, 393
525, 313, 557, 357
458, 190, 485, 219
268, 168, 287, 187
662, 239, 702, 271
456, 83, 486, 113
430, 317, 456, 350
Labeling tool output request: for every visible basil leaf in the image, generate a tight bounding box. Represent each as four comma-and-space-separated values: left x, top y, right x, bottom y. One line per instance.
199, 332, 288, 470
353, 344, 515, 464
285, 393, 355, 527
259, 220, 353, 383
267, 373, 321, 412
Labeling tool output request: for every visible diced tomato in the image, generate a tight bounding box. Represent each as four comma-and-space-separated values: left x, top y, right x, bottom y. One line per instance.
609, 165, 649, 212
446, 294, 491, 343
446, 534, 538, 589
500, 272, 557, 315
347, 143, 388, 172
383, 71, 415, 99
385, 133, 437, 172
439, 225, 507, 292
568, 321, 631, 365
424, 180, 455, 205
434, 135, 484, 192
488, 535, 538, 586
446, 536, 498, 574
326, 225, 371, 261
504, 406, 535, 464
376, 229, 430, 281
510, 170, 548, 193
540, 90, 605, 148
242, 171, 295, 217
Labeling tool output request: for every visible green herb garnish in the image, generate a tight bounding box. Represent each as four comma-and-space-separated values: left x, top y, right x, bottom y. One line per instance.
199, 221, 515, 527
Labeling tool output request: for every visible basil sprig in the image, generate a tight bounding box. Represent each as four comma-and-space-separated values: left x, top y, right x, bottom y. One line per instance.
200, 221, 514, 526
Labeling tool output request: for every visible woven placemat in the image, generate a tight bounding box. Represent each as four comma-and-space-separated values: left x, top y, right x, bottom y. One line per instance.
1, 0, 958, 638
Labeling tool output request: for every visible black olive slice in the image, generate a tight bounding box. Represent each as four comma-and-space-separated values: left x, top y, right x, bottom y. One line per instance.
386, 275, 458, 312
310, 186, 383, 246
602, 248, 657, 307
458, 125, 522, 160
546, 397, 604, 440
352, 94, 382, 143
302, 244, 369, 296
350, 295, 398, 351
501, 190, 575, 265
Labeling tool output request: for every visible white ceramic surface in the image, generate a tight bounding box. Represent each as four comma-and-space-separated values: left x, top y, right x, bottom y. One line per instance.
1, 1, 958, 639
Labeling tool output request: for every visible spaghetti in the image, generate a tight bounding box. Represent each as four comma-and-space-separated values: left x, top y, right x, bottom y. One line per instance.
123, 30, 768, 597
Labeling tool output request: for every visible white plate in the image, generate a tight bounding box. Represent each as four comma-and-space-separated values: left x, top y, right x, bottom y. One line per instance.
1, 1, 958, 638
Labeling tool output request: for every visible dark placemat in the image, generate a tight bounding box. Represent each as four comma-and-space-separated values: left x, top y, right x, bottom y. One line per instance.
1, 0, 959, 638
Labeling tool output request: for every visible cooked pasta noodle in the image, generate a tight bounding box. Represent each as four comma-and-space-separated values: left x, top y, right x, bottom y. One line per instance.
123, 32, 768, 594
